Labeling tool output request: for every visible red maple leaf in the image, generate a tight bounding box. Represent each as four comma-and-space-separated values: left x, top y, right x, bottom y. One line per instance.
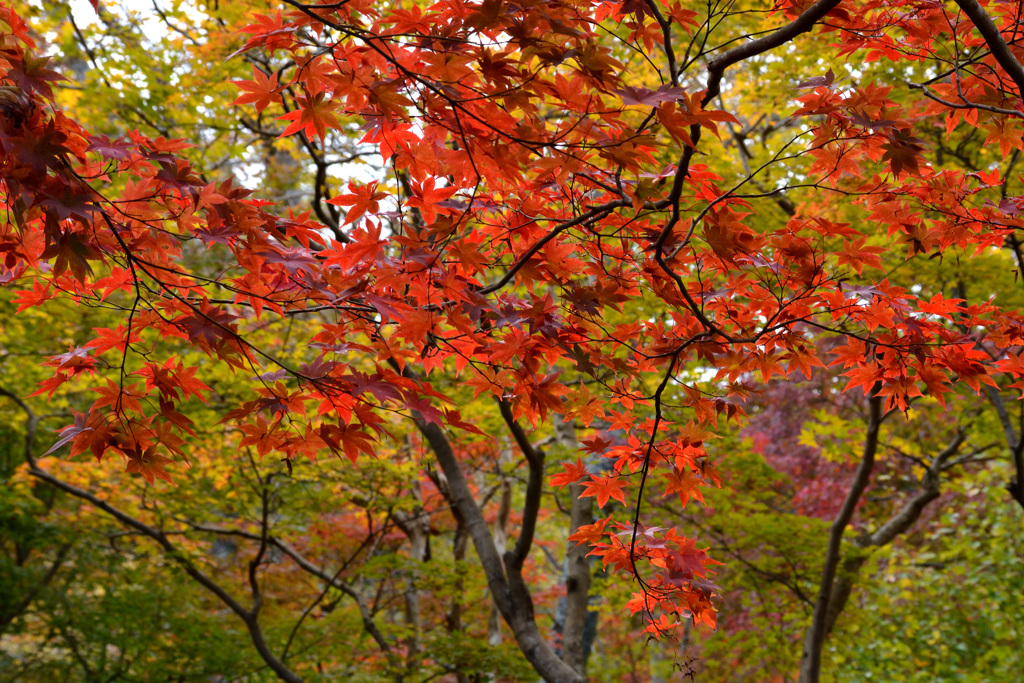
232, 66, 282, 113
278, 91, 340, 143
327, 181, 389, 226
125, 447, 177, 485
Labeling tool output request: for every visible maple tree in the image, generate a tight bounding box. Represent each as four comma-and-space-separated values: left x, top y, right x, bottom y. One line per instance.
5, 0, 1024, 681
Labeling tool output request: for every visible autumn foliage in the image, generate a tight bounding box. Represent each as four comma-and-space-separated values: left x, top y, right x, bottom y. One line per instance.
5, 0, 1024, 680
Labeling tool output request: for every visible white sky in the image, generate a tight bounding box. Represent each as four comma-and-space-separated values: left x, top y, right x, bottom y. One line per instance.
66, 0, 208, 42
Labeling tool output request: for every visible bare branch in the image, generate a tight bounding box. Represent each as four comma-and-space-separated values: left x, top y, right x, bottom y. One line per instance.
24, 469, 302, 683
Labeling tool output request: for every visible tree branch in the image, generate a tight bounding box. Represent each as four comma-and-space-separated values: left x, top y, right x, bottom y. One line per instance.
2, 386, 302, 683
558, 421, 593, 674
24, 468, 302, 682
951, 0, 1024, 96
799, 391, 882, 683
183, 520, 404, 676
497, 399, 544, 566
415, 416, 584, 683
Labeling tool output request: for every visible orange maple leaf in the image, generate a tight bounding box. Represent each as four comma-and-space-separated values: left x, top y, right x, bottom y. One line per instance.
663, 466, 705, 507
579, 473, 628, 508
551, 457, 587, 489
567, 516, 609, 547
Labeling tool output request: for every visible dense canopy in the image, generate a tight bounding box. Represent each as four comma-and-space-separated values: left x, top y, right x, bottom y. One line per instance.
2, 0, 1024, 681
